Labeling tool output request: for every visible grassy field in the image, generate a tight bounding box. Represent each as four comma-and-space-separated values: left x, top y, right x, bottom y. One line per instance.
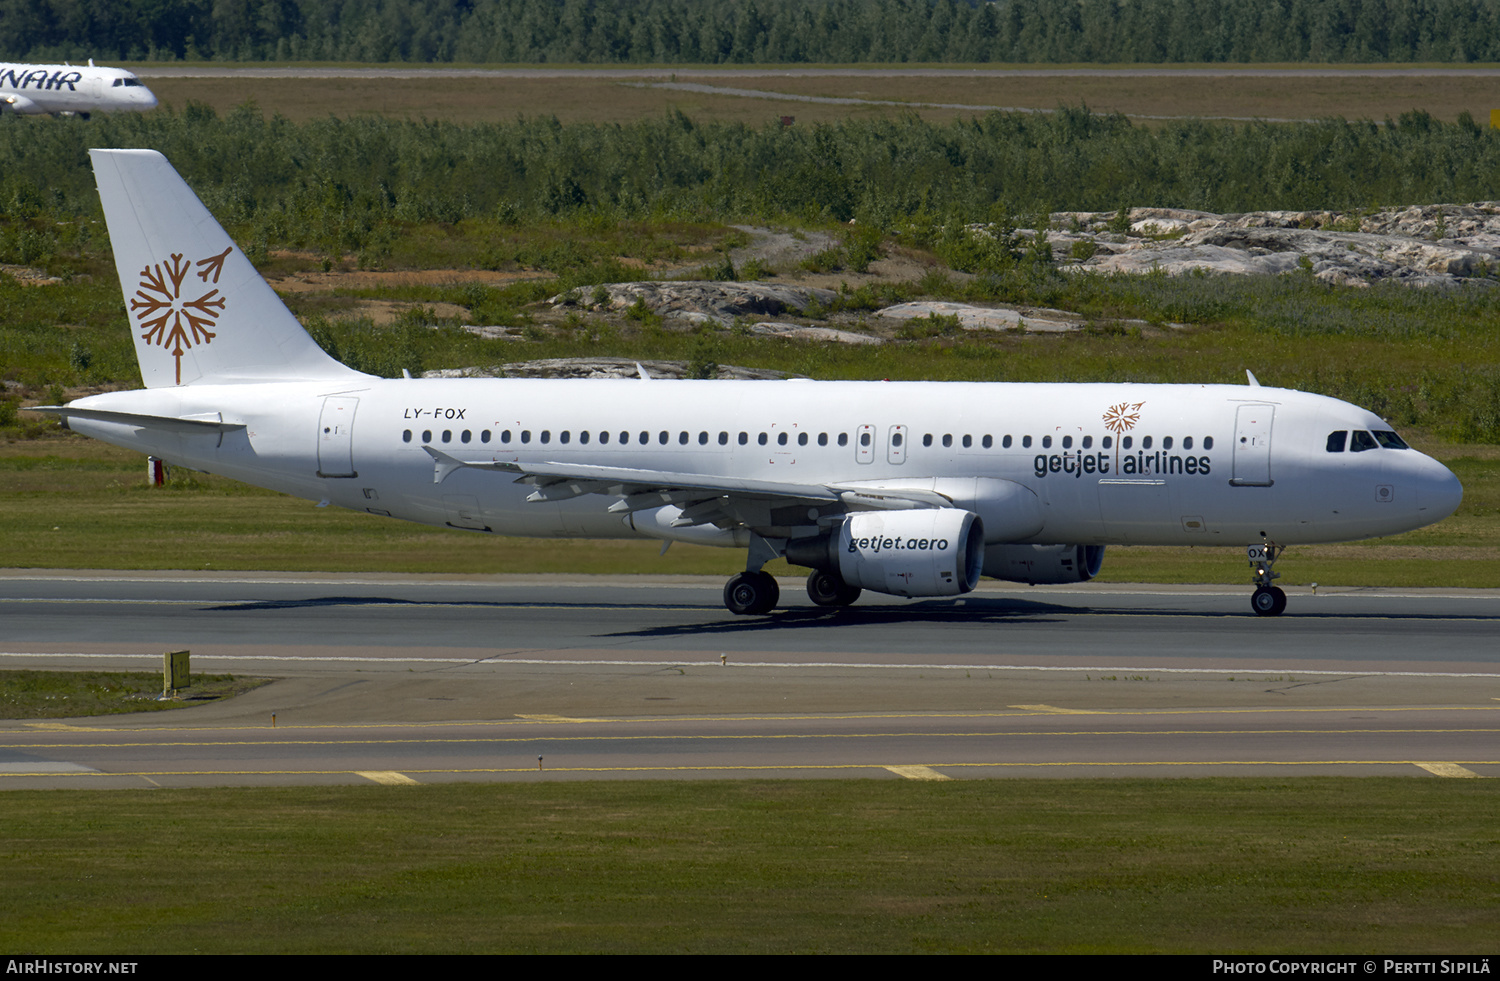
1, 779, 1495, 953
0, 670, 268, 718
139, 66, 1500, 126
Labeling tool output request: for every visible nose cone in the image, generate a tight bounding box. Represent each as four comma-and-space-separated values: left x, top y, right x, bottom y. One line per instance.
1417, 455, 1463, 523
135, 86, 158, 110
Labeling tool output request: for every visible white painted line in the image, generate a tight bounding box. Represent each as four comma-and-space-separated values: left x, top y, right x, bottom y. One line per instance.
356, 770, 420, 785
1414, 762, 1481, 778
5, 650, 1500, 679
884, 765, 952, 781
0, 762, 98, 774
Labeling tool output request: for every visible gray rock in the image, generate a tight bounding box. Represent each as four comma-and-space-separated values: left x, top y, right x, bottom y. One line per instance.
876, 301, 1080, 333
424, 358, 796, 381
552, 280, 840, 326
748, 322, 884, 344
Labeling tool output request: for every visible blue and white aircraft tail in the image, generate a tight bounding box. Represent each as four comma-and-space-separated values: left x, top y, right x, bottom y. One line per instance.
39, 149, 1464, 617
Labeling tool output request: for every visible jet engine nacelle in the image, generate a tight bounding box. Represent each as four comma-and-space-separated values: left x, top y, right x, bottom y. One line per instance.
983, 544, 1105, 584
789, 508, 985, 598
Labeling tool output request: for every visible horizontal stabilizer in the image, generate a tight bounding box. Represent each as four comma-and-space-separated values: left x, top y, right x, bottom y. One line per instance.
30, 405, 247, 434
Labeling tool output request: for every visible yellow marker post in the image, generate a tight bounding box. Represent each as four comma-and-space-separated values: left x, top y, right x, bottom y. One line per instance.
1491, 109, 1500, 130
161, 649, 190, 701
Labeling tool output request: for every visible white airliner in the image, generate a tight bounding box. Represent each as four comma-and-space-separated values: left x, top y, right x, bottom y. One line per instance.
1, 61, 157, 117
39, 149, 1463, 617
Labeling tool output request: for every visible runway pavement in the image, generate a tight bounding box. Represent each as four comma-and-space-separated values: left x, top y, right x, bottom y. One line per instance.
2, 572, 1498, 788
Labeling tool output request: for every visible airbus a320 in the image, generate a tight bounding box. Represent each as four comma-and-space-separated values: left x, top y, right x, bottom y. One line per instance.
39, 150, 1464, 617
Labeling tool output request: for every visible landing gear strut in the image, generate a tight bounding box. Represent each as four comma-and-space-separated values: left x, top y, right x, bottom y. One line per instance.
724, 571, 779, 615
1247, 541, 1287, 617
806, 569, 861, 607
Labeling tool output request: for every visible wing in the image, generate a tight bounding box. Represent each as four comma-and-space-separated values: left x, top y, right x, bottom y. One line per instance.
420, 446, 950, 533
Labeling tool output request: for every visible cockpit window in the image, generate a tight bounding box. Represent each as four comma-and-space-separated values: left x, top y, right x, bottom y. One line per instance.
1372, 430, 1409, 449
1325, 431, 1347, 452
1349, 430, 1378, 452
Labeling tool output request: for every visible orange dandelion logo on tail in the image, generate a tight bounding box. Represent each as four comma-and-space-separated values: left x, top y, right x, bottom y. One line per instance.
132, 249, 230, 385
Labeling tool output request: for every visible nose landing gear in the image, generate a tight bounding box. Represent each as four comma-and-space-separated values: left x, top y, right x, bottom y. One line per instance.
1247, 541, 1287, 616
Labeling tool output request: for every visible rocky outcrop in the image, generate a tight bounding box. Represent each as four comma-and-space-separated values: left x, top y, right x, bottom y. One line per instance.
875, 301, 1080, 333
552, 280, 840, 326
424, 358, 795, 380
1032, 204, 1500, 287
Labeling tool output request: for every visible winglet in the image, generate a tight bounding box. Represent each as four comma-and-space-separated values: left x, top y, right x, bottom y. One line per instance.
1246, 370, 1261, 387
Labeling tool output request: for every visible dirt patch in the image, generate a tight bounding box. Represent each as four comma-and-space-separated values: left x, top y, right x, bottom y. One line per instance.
266, 266, 539, 293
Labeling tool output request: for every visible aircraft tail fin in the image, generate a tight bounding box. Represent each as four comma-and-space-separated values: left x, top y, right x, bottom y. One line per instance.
89, 148, 365, 388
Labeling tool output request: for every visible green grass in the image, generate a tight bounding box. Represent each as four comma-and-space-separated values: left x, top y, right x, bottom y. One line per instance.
0, 779, 1495, 953
0, 671, 270, 718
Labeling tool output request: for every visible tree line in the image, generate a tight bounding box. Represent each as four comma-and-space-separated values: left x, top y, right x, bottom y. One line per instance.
3, 105, 1497, 245
7, 0, 1500, 65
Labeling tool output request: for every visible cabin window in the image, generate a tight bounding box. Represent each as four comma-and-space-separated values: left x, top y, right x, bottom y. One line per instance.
739, 432, 749, 445
1350, 430, 1378, 452
481, 430, 491, 443
1326, 431, 1347, 453
442, 430, 452, 443
1142, 436, 1152, 449
619, 431, 629, 444
1002, 435, 1012, 448
1122, 436, 1132, 449
778, 432, 788, 446
942, 434, 952, 448
501, 430, 511, 444
658, 431, 669, 445
962, 434, 972, 448
890, 432, 901, 447
759, 433, 768, 446
597, 431, 607, 444
1183, 436, 1192, 449
520, 430, 531, 444
798, 432, 808, 446
1162, 436, 1172, 449
422, 430, 432, 443
1102, 435, 1112, 449
1082, 435, 1092, 449
461, 430, 472, 444
923, 434, 933, 447
719, 432, 729, 445
982, 435, 992, 449
402, 430, 412, 442
1373, 430, 1410, 449
1062, 435, 1072, 449
539, 431, 550, 444
678, 431, 689, 445
699, 432, 709, 445
838, 433, 849, 447
639, 431, 649, 445
560, 431, 571, 444
1042, 435, 1052, 448
860, 432, 871, 447
1204, 436, 1214, 450
1022, 436, 1032, 448
818, 433, 828, 446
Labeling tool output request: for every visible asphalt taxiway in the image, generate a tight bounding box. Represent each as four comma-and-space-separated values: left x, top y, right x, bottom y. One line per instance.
2, 572, 1498, 787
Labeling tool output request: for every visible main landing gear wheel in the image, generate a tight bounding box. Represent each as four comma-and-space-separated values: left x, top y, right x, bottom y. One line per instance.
1251, 585, 1287, 617
806, 570, 862, 607
725, 571, 780, 615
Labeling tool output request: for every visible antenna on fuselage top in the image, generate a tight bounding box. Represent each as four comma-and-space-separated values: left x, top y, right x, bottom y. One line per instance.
1246, 370, 1261, 387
